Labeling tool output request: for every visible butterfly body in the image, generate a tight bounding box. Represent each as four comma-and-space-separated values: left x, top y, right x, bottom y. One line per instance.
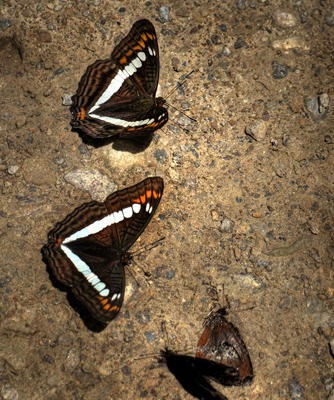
70, 20, 168, 139
42, 177, 164, 323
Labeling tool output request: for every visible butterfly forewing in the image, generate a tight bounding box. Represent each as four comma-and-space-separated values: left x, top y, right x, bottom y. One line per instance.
106, 176, 164, 251
42, 177, 164, 323
112, 19, 160, 97
70, 19, 168, 139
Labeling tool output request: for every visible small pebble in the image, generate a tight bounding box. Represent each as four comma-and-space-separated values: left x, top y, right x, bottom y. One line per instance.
219, 217, 234, 233
299, 11, 309, 23
211, 209, 221, 221
325, 11, 334, 27
64, 348, 80, 372
236, 0, 247, 10
0, 19, 12, 31
305, 94, 330, 121
272, 61, 288, 79
1, 384, 19, 400
54, 157, 65, 165
252, 212, 262, 218
272, 9, 297, 28
16, 116, 26, 129
159, 6, 170, 22
234, 37, 247, 49
7, 165, 20, 175
222, 46, 232, 56
245, 120, 267, 141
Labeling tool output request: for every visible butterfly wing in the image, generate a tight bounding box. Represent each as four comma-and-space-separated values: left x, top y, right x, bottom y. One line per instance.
42, 177, 164, 323
105, 176, 164, 252
70, 19, 168, 138
112, 19, 160, 97
196, 308, 254, 385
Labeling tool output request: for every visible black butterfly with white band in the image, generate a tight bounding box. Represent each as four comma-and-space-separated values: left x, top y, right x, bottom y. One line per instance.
70, 19, 168, 139
42, 177, 164, 324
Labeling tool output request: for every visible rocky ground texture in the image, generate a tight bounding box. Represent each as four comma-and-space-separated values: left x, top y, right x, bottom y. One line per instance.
1, 0, 334, 399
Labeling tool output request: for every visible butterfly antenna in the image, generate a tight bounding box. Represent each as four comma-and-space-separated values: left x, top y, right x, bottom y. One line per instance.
131, 237, 165, 257
164, 70, 194, 101
165, 102, 197, 123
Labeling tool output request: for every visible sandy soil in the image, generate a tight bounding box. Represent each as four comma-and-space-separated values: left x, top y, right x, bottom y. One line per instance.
1, 0, 334, 399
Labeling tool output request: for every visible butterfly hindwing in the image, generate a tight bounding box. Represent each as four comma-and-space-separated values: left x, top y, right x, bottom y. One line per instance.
42, 177, 164, 323
70, 19, 168, 139
196, 308, 254, 385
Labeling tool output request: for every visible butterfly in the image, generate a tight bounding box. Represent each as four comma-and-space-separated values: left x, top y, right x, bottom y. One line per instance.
42, 177, 164, 324
70, 19, 168, 139
196, 307, 254, 385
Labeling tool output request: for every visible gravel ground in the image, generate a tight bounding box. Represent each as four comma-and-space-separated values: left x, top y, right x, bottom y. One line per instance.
1, 1, 334, 399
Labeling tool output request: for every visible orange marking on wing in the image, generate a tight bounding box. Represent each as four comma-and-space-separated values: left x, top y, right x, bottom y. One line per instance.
125, 49, 133, 57
141, 33, 148, 41
119, 56, 127, 65
133, 198, 140, 203
54, 238, 62, 247
101, 298, 109, 306
146, 33, 154, 40
136, 40, 145, 48
140, 194, 146, 203
78, 108, 86, 120
103, 303, 111, 311
109, 305, 120, 312
127, 127, 136, 131
146, 190, 152, 198
153, 190, 159, 199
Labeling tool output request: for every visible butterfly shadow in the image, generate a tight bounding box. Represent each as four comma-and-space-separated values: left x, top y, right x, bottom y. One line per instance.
159, 348, 230, 400
74, 127, 154, 153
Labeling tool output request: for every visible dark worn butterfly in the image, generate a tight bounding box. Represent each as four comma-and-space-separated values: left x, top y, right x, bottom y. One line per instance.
196, 308, 254, 385
160, 348, 230, 400
42, 177, 163, 324
70, 19, 168, 139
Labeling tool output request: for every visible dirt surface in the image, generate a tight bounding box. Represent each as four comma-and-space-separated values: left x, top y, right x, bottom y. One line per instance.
1, 1, 334, 399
